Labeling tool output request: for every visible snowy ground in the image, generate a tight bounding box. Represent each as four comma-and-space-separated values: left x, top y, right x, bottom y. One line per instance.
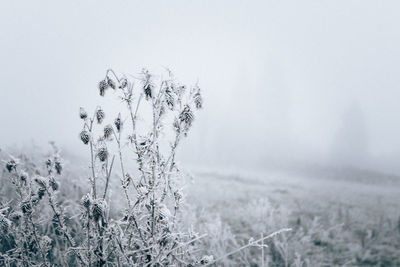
184, 165, 400, 265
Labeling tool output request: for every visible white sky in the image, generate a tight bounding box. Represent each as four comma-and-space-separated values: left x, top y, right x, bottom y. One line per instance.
1, 1, 400, 171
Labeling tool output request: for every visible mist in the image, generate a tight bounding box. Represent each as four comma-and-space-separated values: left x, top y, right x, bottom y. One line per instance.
1, 0, 400, 173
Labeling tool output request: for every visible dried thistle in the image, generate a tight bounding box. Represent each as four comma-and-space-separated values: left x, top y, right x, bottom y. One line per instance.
96, 107, 105, 124
179, 105, 194, 126
20, 200, 32, 215
20, 170, 28, 182
37, 187, 46, 199
119, 78, 128, 89
97, 147, 108, 162
0, 214, 11, 234
103, 124, 113, 139
193, 92, 203, 109
80, 130, 90, 145
49, 177, 59, 191
173, 118, 180, 132
34, 176, 47, 188
46, 159, 52, 169
114, 113, 122, 132
79, 107, 88, 120
99, 79, 109, 96
81, 193, 92, 208
123, 173, 131, 188
165, 87, 175, 110
107, 76, 116, 89
5, 159, 17, 172
54, 159, 62, 175
92, 199, 107, 222
9, 211, 22, 223
144, 83, 153, 99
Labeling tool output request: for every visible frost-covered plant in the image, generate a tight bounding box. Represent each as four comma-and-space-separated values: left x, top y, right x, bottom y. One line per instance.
0, 145, 85, 266
0, 68, 205, 266
76, 68, 204, 266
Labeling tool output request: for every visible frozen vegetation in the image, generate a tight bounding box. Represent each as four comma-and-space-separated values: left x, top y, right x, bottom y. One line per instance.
1, 69, 400, 266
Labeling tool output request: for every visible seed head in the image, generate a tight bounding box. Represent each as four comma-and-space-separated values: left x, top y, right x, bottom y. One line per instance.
179, 105, 194, 126
99, 79, 109, 96
92, 199, 107, 222
80, 130, 90, 145
107, 77, 116, 89
165, 87, 175, 110
79, 107, 88, 120
122, 173, 131, 188
0, 214, 11, 234
96, 107, 105, 124
37, 187, 46, 199
114, 114, 122, 132
54, 160, 62, 175
5, 159, 17, 173
103, 124, 113, 139
97, 147, 108, 162
20, 201, 32, 215
158, 204, 171, 220
119, 78, 128, 89
193, 92, 203, 109
199, 255, 214, 265
173, 118, 180, 133
20, 171, 28, 182
144, 83, 153, 99
81, 193, 92, 209
10, 211, 22, 223
174, 190, 183, 204
34, 176, 47, 188
49, 177, 59, 191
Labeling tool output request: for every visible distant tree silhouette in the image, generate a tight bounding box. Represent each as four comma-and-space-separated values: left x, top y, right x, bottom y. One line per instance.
331, 103, 369, 167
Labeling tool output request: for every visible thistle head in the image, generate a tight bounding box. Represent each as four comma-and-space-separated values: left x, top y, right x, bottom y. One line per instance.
179, 105, 194, 126
144, 83, 153, 100
37, 187, 46, 200
96, 107, 105, 124
114, 113, 122, 132
92, 199, 107, 222
54, 159, 62, 175
34, 176, 47, 188
193, 92, 203, 109
9, 211, 22, 224
79, 107, 88, 120
165, 87, 175, 110
96, 146, 108, 162
119, 78, 128, 89
81, 193, 92, 209
20, 171, 28, 182
5, 159, 17, 173
20, 200, 32, 215
46, 159, 52, 169
198, 255, 214, 265
158, 204, 171, 221
0, 214, 11, 234
107, 76, 116, 89
103, 124, 113, 139
80, 130, 90, 145
98, 79, 109, 96
49, 177, 59, 191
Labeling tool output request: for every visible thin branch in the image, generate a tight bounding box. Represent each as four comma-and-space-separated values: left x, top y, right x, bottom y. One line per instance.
204, 229, 292, 266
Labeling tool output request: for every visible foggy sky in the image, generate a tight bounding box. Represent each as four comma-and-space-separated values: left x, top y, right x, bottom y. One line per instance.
1, 1, 400, 172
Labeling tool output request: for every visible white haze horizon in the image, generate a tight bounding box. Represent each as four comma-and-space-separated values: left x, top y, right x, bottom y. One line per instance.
1, 1, 400, 174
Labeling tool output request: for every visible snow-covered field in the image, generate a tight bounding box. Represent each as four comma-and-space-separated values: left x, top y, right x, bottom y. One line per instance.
1, 145, 400, 266
184, 166, 400, 265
